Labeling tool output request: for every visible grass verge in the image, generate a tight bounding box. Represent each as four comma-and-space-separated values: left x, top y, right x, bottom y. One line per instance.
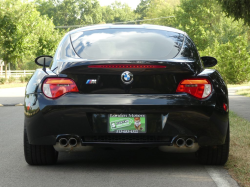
236, 89, 250, 97
226, 111, 250, 186
0, 83, 27, 89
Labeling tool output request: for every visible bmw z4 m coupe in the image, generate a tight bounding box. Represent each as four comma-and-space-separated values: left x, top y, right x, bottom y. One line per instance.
24, 24, 229, 165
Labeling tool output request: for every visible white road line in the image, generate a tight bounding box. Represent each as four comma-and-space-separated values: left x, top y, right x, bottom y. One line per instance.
205, 166, 238, 187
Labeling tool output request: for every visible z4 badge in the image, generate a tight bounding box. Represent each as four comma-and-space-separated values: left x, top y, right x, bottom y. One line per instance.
86, 79, 97, 84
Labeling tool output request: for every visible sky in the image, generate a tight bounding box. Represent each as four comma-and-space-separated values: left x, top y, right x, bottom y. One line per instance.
98, 0, 141, 10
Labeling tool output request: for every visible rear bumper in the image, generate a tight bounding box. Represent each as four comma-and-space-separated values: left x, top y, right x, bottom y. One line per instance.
24, 93, 229, 147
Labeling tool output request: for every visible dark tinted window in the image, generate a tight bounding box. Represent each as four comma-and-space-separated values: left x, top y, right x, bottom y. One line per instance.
181, 37, 200, 61
71, 29, 184, 60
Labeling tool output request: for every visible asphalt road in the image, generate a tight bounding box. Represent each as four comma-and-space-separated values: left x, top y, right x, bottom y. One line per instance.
0, 87, 25, 105
0, 91, 240, 187
228, 86, 250, 121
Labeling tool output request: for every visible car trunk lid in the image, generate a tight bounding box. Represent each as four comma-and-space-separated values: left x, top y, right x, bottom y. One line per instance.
60, 60, 198, 94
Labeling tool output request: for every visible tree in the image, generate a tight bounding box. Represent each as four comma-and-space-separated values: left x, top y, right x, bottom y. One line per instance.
201, 35, 250, 84
216, 0, 250, 25
0, 0, 18, 78
210, 16, 249, 46
135, 0, 151, 20
174, 0, 223, 51
135, 0, 179, 23
35, 16, 64, 57
35, 0, 103, 26
0, 0, 63, 77
142, 0, 175, 26
101, 1, 138, 23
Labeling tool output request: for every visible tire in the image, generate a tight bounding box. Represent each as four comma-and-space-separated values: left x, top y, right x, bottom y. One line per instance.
197, 125, 230, 165
24, 127, 58, 165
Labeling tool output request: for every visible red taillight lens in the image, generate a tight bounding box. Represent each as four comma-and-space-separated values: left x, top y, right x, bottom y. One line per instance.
223, 103, 228, 111
88, 64, 166, 68
176, 78, 212, 99
42, 78, 79, 99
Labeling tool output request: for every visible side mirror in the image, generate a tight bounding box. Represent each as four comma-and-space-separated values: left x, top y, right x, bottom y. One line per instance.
201, 56, 217, 67
35, 55, 53, 68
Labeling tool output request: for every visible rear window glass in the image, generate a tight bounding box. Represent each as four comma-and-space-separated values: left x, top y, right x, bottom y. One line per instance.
71, 28, 184, 60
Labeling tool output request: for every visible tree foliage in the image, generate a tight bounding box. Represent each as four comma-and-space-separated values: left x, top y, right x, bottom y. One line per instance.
101, 1, 138, 23
135, 0, 151, 20
216, 0, 250, 25
0, 0, 63, 76
35, 0, 103, 26
36, 0, 137, 25
174, 0, 223, 51
0, 0, 250, 84
135, 0, 179, 22
174, 0, 249, 50
201, 35, 250, 84
142, 0, 175, 26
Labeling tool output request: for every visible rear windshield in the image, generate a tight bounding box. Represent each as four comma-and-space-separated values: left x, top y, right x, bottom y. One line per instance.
70, 28, 184, 60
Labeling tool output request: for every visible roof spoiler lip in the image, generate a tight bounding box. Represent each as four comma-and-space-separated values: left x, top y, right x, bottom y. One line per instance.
56, 59, 195, 64
69, 24, 186, 35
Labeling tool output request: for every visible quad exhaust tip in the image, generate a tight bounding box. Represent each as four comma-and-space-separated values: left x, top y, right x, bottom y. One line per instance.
176, 138, 195, 147
59, 137, 78, 147
68, 138, 78, 147
176, 138, 185, 147
59, 138, 68, 147
185, 138, 194, 147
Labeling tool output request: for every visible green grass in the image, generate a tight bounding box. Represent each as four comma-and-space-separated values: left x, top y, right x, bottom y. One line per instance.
226, 111, 250, 186
236, 89, 250, 97
0, 82, 27, 89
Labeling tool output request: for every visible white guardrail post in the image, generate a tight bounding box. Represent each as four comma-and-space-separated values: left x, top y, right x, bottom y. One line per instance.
0, 70, 35, 78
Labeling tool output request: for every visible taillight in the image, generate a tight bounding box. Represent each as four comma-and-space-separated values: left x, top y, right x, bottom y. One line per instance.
176, 78, 212, 99
42, 78, 79, 99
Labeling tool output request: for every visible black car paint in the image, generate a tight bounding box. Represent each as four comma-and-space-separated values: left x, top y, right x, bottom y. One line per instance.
24, 68, 228, 146
24, 25, 229, 148
61, 61, 197, 94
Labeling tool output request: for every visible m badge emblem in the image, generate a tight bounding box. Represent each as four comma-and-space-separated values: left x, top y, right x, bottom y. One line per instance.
86, 79, 97, 84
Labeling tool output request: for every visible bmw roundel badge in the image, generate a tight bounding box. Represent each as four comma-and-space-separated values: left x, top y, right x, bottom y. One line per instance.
121, 71, 133, 84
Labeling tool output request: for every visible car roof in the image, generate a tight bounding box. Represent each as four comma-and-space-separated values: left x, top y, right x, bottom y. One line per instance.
69, 24, 186, 35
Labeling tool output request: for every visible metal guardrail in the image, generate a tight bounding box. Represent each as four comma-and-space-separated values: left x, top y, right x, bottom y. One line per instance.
0, 70, 35, 78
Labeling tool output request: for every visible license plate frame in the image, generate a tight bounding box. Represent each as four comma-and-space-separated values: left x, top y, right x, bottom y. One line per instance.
108, 114, 146, 134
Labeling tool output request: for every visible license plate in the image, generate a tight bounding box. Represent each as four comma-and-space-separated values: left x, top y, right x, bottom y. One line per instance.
108, 114, 146, 133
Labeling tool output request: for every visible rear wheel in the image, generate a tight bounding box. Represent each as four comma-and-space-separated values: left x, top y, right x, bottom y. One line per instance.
24, 127, 58, 165
197, 125, 229, 165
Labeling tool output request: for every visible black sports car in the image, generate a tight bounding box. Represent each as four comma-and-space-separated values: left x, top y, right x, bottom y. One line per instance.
24, 24, 229, 165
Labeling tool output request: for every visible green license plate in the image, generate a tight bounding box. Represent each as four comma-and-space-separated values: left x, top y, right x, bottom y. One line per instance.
108, 114, 146, 133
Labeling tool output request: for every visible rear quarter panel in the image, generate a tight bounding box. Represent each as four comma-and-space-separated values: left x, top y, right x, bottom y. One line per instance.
197, 68, 229, 145
25, 69, 57, 95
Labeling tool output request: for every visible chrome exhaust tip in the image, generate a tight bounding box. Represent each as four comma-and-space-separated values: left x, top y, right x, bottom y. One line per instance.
68, 138, 78, 147
176, 138, 185, 147
185, 138, 194, 147
59, 138, 68, 147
